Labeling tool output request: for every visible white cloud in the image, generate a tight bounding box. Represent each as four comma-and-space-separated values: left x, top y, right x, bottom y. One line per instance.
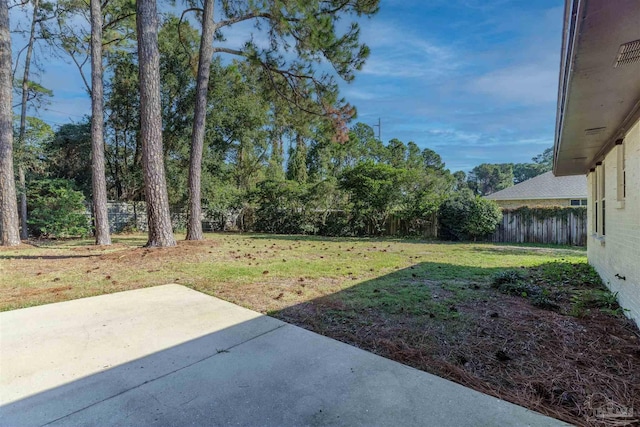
358, 21, 458, 80
469, 60, 559, 105
465, 5, 563, 106
343, 88, 379, 101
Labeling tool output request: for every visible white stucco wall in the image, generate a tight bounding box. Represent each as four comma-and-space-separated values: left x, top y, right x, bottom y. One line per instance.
587, 118, 640, 326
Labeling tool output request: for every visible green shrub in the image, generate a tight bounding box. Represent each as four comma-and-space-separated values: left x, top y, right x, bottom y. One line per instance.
317, 211, 353, 236
466, 197, 503, 239
339, 161, 408, 236
27, 179, 90, 238
252, 180, 316, 234
492, 269, 525, 286
438, 193, 502, 240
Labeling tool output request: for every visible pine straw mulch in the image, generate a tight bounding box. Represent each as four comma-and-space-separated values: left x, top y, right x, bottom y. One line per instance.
276, 292, 640, 427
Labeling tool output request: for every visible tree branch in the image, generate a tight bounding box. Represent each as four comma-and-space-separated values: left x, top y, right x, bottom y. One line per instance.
8, 0, 29, 10
319, 0, 353, 16
67, 50, 91, 94
213, 11, 273, 31
102, 12, 135, 32
211, 46, 245, 56
180, 7, 203, 19
12, 44, 29, 81
178, 7, 204, 71
258, 62, 325, 118
102, 35, 129, 47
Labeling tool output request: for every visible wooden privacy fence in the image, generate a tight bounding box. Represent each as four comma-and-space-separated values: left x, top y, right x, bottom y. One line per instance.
488, 207, 587, 246
365, 213, 438, 238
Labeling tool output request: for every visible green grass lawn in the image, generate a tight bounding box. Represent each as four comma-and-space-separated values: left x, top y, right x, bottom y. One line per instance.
2, 233, 638, 426
0, 232, 587, 313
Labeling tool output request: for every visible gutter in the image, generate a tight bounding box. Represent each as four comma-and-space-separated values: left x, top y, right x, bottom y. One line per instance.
553, 0, 581, 175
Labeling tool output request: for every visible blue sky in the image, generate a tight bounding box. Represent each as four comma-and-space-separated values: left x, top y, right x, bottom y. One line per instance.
11, 0, 564, 172
344, 0, 564, 171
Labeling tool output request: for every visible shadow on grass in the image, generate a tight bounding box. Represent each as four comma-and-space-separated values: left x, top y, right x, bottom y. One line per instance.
271, 261, 503, 341
267, 259, 638, 427
0, 254, 102, 260
2, 250, 636, 427
268, 262, 501, 354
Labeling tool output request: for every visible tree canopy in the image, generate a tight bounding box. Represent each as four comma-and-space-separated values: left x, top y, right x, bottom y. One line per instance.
2, 1, 539, 244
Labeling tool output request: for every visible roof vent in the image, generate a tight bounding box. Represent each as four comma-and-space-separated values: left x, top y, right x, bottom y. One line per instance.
584, 127, 606, 135
614, 39, 640, 68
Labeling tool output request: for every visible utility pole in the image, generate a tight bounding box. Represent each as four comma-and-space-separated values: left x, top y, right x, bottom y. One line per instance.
373, 118, 381, 141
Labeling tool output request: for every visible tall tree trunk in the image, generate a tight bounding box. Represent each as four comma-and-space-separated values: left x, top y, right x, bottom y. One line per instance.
17, 0, 40, 240
185, 0, 215, 241
90, 0, 111, 245
0, 0, 21, 246
136, 0, 176, 247
18, 166, 26, 236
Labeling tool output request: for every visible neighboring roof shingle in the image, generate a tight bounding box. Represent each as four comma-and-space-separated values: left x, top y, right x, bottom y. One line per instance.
485, 171, 587, 200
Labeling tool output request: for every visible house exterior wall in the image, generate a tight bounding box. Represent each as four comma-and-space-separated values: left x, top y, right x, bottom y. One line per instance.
587, 118, 640, 326
493, 198, 573, 209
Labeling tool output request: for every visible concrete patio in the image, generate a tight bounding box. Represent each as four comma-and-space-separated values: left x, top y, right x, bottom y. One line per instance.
0, 285, 569, 426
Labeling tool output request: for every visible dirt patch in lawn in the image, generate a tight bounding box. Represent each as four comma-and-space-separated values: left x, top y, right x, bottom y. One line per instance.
0, 240, 221, 308
0, 243, 39, 251
97, 239, 219, 262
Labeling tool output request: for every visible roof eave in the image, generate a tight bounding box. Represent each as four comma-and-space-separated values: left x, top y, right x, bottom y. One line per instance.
553, 0, 640, 176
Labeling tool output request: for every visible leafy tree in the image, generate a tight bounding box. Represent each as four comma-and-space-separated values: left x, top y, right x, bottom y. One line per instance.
513, 147, 553, 183
0, 0, 21, 245
104, 50, 142, 201
452, 170, 469, 192
27, 179, 90, 238
56, 0, 136, 243
421, 148, 445, 171
532, 147, 553, 169
204, 62, 270, 194
253, 179, 311, 234
14, 116, 52, 178
339, 161, 407, 235
402, 167, 454, 221
44, 121, 92, 196
307, 122, 382, 179
348, 122, 385, 164
385, 138, 407, 168
15, 0, 54, 239
183, 0, 380, 240
158, 17, 199, 207
286, 134, 309, 183
467, 163, 514, 196
185, 0, 215, 240
137, 0, 176, 247
406, 142, 421, 170
56, 0, 137, 93
512, 163, 537, 184
90, 0, 111, 245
